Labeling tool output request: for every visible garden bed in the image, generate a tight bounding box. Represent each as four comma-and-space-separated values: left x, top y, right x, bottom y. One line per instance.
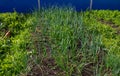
0, 8, 120, 76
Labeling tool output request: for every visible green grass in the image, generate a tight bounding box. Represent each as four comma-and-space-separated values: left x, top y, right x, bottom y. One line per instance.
0, 8, 120, 76
30, 8, 120, 76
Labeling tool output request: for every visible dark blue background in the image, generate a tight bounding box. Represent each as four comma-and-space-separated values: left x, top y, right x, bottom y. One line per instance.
0, 0, 120, 12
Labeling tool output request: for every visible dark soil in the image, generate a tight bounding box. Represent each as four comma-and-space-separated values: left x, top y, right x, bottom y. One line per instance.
27, 57, 65, 76
27, 26, 66, 76
81, 62, 95, 76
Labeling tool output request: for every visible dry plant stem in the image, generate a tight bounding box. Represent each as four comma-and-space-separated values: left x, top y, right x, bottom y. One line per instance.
3, 30, 10, 38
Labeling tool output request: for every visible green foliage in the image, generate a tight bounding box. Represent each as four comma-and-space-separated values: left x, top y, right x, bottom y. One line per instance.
0, 12, 34, 75
83, 10, 120, 75
0, 12, 33, 36
0, 29, 30, 76
0, 39, 11, 59
89, 10, 120, 27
